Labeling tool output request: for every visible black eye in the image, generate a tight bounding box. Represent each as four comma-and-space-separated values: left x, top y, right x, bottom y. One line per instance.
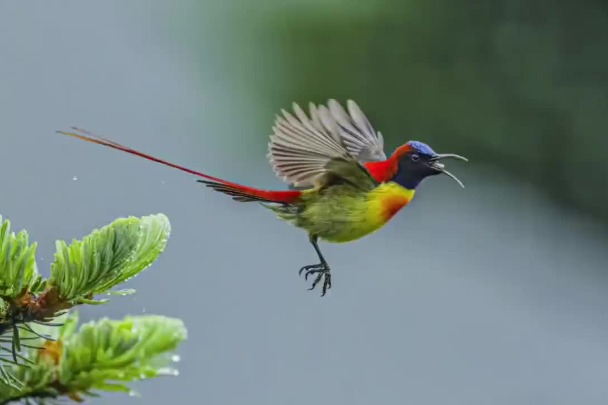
411, 154, 420, 162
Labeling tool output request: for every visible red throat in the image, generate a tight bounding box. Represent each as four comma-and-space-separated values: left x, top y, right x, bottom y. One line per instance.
364, 144, 412, 183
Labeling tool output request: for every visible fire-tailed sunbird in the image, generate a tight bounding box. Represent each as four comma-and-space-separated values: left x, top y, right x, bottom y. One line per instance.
58, 99, 467, 297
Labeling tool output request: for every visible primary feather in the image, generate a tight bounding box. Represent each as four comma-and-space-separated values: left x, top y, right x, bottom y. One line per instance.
327, 99, 387, 163
267, 99, 387, 188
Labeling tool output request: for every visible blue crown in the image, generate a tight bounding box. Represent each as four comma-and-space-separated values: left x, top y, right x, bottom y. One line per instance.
406, 141, 436, 156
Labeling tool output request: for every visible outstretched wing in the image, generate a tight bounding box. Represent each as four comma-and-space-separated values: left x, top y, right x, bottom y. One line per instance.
326, 99, 387, 163
267, 100, 386, 188
268, 102, 351, 187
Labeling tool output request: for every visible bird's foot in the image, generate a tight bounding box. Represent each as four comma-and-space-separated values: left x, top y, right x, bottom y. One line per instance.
298, 262, 331, 297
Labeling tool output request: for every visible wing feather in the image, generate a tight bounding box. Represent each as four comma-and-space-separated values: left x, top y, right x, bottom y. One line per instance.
267, 99, 387, 187
268, 102, 351, 187
328, 99, 387, 162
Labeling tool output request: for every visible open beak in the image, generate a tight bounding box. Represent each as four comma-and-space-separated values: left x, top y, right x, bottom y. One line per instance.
428, 154, 468, 188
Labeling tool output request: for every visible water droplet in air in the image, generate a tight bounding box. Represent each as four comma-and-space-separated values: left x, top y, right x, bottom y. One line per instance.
72, 176, 78, 181
157, 367, 179, 376
171, 354, 180, 362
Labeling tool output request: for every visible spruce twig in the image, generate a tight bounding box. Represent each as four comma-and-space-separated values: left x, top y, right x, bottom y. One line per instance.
0, 213, 186, 403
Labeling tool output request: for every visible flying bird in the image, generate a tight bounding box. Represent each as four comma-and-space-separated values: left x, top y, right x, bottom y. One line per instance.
57, 99, 467, 296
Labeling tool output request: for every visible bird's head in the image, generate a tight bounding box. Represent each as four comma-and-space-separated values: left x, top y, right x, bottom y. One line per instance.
391, 141, 468, 189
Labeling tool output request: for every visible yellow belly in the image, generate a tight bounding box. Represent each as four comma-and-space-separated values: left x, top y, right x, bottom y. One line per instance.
287, 182, 415, 243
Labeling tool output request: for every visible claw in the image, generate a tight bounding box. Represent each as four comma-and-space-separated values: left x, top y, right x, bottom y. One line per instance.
301, 235, 332, 296
322, 274, 332, 296
309, 273, 323, 290
320, 273, 331, 296
298, 262, 331, 296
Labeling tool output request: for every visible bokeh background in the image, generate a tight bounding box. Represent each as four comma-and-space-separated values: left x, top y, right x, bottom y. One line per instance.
1, 1, 608, 404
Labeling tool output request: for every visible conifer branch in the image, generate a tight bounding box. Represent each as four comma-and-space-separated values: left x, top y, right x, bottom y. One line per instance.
0, 313, 186, 404
0, 213, 186, 403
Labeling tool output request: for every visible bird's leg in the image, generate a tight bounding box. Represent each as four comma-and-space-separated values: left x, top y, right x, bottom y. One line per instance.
298, 235, 332, 296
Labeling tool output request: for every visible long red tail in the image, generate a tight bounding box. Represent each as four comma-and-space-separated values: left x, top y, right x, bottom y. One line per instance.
57, 127, 302, 205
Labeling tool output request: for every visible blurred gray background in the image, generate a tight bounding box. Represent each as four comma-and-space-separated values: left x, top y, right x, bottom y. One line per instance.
1, 1, 608, 404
